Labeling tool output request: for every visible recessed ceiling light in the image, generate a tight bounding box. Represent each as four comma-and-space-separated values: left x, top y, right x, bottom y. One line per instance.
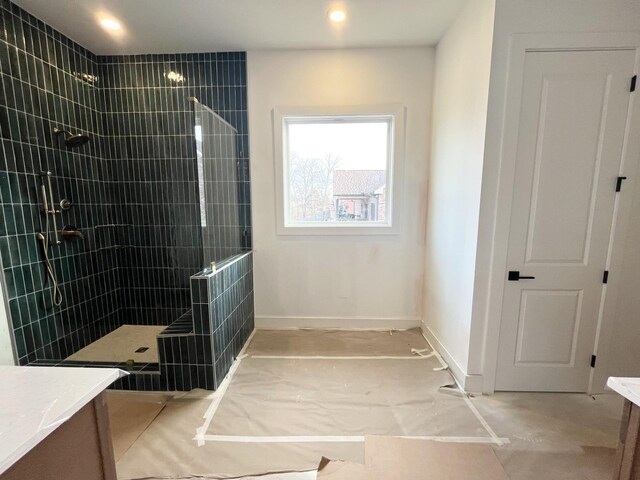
100, 18, 121, 31
328, 7, 347, 24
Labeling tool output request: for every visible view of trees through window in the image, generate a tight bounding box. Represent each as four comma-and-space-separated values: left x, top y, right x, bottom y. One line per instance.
289, 152, 342, 221
286, 119, 391, 224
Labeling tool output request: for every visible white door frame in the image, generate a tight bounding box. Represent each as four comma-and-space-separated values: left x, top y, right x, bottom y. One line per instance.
481, 32, 640, 394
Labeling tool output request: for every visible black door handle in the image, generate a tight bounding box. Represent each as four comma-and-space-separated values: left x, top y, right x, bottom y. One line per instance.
508, 271, 536, 281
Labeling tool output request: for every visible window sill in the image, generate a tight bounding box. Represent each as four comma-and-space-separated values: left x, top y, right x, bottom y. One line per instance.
276, 224, 400, 236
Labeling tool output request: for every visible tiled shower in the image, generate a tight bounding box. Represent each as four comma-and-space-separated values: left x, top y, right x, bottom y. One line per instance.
0, 0, 254, 390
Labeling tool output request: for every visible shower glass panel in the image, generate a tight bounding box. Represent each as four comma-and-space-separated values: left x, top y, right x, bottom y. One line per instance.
193, 100, 244, 268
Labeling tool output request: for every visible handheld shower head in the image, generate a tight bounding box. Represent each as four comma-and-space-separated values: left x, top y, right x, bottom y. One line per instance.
53, 127, 90, 148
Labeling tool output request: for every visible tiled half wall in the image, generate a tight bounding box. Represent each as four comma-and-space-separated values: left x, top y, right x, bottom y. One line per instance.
109, 251, 254, 391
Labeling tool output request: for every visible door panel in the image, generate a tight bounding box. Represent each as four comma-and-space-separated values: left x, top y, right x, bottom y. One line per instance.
515, 290, 582, 365
496, 49, 635, 392
525, 75, 608, 264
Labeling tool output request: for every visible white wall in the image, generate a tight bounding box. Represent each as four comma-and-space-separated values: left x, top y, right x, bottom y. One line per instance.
421, 0, 495, 387
247, 48, 434, 329
0, 281, 15, 365
472, 0, 640, 392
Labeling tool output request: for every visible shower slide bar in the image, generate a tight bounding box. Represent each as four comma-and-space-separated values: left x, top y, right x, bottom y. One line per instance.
96, 245, 134, 251
93, 224, 133, 229
39, 171, 60, 245
36, 171, 63, 306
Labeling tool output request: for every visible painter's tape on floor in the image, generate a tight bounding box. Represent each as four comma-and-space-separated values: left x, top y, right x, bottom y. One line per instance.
199, 435, 509, 444
194, 330, 257, 446
127, 471, 317, 480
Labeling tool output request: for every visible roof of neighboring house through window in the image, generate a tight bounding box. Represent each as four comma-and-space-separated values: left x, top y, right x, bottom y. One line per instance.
332, 170, 386, 196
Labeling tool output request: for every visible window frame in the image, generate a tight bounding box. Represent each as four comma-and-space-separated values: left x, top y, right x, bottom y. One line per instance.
273, 104, 405, 236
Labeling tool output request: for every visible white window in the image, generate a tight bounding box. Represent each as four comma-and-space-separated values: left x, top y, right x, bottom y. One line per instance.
273, 105, 405, 235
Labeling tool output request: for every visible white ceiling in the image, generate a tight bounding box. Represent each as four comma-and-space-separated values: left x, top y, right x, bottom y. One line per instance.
11, 0, 467, 55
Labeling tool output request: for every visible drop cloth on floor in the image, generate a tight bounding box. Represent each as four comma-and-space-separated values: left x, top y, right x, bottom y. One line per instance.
206, 356, 485, 438
113, 329, 625, 479
107, 392, 170, 461
318, 435, 509, 480
116, 390, 361, 479
116, 328, 493, 479
246, 328, 429, 357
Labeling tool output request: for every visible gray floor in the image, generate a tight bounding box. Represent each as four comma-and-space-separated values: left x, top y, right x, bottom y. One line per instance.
472, 391, 622, 480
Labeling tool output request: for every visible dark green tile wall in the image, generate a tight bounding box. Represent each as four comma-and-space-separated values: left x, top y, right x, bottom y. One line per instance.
100, 52, 250, 327
0, 0, 120, 364
0, 0, 253, 373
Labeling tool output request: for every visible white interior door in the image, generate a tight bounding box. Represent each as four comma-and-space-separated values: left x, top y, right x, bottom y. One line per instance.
495, 49, 636, 392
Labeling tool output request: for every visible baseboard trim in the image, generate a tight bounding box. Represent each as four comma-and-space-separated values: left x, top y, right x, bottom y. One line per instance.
255, 316, 421, 331
420, 322, 483, 394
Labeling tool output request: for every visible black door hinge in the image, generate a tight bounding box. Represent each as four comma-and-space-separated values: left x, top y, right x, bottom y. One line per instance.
591, 355, 597, 368
632, 75, 637, 92
603, 270, 609, 284
616, 176, 627, 192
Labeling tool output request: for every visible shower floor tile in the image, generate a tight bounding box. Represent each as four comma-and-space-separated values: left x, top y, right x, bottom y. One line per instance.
67, 325, 166, 363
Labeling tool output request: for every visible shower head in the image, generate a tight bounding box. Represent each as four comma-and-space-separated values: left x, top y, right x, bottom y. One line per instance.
65, 133, 90, 148
53, 127, 90, 148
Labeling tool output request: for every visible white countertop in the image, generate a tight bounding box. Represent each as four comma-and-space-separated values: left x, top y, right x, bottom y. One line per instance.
0, 366, 126, 475
607, 377, 640, 407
